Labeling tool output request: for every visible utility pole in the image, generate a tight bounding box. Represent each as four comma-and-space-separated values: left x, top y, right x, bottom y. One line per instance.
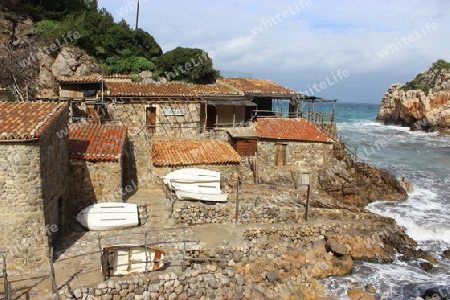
135, 0, 140, 30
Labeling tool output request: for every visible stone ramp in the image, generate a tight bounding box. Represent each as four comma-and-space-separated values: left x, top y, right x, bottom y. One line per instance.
127, 189, 176, 227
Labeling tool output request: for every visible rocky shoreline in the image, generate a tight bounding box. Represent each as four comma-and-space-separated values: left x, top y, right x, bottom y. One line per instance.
376, 61, 450, 135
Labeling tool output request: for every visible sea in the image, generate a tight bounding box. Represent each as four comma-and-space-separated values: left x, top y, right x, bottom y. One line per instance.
313, 102, 450, 299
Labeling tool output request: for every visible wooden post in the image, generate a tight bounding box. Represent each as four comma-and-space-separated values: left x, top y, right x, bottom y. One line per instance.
305, 184, 311, 221
1, 251, 11, 300
234, 179, 240, 223
48, 246, 59, 299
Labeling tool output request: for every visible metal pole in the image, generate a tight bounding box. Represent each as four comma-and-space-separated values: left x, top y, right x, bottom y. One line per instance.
182, 228, 186, 271
48, 247, 59, 299
1, 251, 11, 300
144, 232, 148, 274
305, 184, 311, 221
235, 179, 240, 223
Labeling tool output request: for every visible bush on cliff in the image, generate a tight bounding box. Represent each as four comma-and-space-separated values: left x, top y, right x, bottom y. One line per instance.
402, 59, 450, 94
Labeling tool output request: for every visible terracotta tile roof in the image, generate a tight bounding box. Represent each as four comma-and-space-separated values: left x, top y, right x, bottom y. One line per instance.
191, 84, 244, 97
103, 74, 132, 79
69, 123, 127, 161
152, 140, 241, 166
218, 78, 299, 97
58, 74, 103, 83
0, 102, 66, 140
253, 118, 332, 143
103, 82, 197, 97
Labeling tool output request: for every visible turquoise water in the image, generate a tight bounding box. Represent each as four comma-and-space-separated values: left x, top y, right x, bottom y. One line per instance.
322, 103, 450, 299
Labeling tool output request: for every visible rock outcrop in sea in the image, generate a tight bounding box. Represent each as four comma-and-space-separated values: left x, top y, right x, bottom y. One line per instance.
376, 60, 450, 134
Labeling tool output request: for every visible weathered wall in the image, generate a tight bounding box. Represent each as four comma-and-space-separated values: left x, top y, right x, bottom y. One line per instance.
39, 105, 70, 238
256, 140, 334, 187
0, 142, 49, 272
0, 105, 69, 272
69, 159, 123, 217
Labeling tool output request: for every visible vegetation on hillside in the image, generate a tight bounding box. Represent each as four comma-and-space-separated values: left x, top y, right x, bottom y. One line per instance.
156, 47, 219, 83
2, 0, 218, 83
402, 59, 450, 94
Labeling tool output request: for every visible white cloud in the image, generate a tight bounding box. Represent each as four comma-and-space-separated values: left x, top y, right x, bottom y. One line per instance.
99, 0, 450, 102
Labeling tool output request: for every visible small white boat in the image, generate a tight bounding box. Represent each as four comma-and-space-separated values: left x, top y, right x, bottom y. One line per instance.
102, 245, 167, 276
175, 189, 228, 202
163, 168, 221, 188
76, 202, 139, 231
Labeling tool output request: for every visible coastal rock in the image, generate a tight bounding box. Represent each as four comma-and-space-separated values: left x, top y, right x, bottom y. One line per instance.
376, 61, 450, 135
443, 249, 450, 258
326, 239, 348, 256
347, 288, 376, 300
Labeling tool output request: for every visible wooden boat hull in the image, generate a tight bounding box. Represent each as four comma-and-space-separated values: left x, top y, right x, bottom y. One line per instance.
102, 245, 166, 276
76, 202, 139, 231
175, 189, 228, 202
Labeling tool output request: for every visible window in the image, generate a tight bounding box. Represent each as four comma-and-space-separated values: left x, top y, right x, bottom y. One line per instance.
146, 107, 157, 134
274, 143, 287, 166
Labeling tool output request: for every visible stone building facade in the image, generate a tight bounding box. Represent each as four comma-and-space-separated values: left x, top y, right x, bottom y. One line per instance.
0, 102, 69, 272
253, 118, 334, 187
68, 123, 128, 216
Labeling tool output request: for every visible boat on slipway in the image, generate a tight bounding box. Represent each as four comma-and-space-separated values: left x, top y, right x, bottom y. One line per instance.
102, 245, 167, 276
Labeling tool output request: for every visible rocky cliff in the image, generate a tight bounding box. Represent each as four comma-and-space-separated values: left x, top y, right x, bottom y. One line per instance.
0, 12, 100, 99
376, 61, 450, 134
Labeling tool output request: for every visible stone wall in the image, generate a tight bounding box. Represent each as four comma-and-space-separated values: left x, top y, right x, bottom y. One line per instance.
39, 105, 70, 238
256, 140, 334, 187
0, 105, 69, 272
0, 142, 49, 272
69, 159, 123, 217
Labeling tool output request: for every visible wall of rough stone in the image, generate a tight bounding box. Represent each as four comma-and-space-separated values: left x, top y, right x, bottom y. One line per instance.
0, 142, 49, 273
68, 159, 123, 217
256, 140, 334, 187
0, 104, 69, 272
39, 105, 70, 238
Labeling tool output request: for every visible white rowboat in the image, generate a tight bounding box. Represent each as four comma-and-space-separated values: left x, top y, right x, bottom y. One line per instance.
76, 202, 139, 231
175, 189, 228, 202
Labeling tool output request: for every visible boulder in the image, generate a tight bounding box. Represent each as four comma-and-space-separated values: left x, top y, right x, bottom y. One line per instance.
347, 287, 376, 300
326, 239, 348, 256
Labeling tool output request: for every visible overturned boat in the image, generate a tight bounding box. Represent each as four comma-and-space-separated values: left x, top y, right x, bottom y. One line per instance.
76, 202, 139, 231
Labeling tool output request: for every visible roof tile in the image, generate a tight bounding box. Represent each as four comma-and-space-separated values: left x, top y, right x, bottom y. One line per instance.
103, 82, 197, 97
191, 84, 244, 97
152, 140, 241, 166
58, 74, 103, 83
0, 102, 67, 140
218, 78, 298, 97
254, 118, 332, 143
69, 123, 127, 161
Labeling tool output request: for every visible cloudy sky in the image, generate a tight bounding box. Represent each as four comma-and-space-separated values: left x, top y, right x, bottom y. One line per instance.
98, 0, 450, 103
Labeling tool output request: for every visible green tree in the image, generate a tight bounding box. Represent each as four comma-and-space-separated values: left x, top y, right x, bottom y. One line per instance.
157, 47, 219, 83
105, 49, 155, 74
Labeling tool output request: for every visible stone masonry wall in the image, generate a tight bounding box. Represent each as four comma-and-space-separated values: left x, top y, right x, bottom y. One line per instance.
39, 104, 70, 238
69, 159, 123, 217
0, 142, 49, 273
256, 140, 334, 188
0, 104, 70, 272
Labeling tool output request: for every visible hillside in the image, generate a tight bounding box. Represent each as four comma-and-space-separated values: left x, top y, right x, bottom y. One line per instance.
376, 59, 450, 134
0, 0, 218, 100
